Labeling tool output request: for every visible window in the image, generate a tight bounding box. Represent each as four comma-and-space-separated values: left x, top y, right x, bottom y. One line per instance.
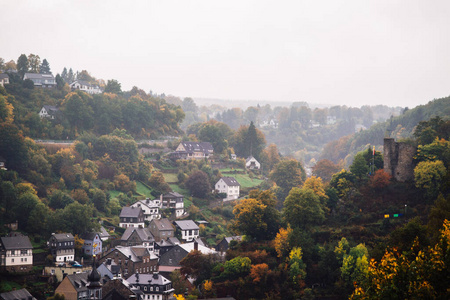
11, 258, 14, 263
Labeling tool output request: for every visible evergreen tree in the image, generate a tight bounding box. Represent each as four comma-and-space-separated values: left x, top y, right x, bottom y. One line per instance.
39, 58, 51, 74
17, 54, 29, 77
61, 67, 68, 82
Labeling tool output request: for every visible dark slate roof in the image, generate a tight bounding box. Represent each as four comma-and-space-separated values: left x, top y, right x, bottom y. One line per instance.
220, 177, 240, 187
120, 206, 143, 218
43, 105, 59, 114
162, 192, 183, 199
71, 80, 99, 88
127, 273, 171, 286
0, 288, 36, 300
24, 73, 55, 80
66, 272, 90, 292
151, 218, 174, 231
81, 232, 100, 241
224, 236, 242, 243
0, 73, 9, 80
174, 220, 199, 231
167, 237, 180, 245
180, 142, 214, 153
102, 279, 137, 300
0, 236, 32, 250
51, 233, 74, 242
99, 226, 111, 239
158, 245, 189, 267
121, 227, 154, 242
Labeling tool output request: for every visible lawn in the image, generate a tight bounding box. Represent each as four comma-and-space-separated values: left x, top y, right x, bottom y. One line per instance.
136, 181, 153, 198
163, 173, 178, 183
234, 174, 264, 188
108, 190, 121, 200
220, 168, 245, 173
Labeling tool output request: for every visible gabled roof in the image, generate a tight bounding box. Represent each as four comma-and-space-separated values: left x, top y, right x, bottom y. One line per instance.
120, 227, 154, 242
70, 80, 99, 88
0, 288, 36, 300
218, 177, 240, 187
24, 73, 55, 80
0, 236, 32, 250
66, 272, 89, 292
162, 192, 184, 199
133, 198, 160, 208
42, 105, 59, 114
99, 226, 111, 239
179, 242, 217, 255
81, 232, 100, 241
224, 236, 243, 243
151, 218, 174, 231
51, 233, 74, 242
158, 245, 189, 267
179, 141, 214, 153
127, 273, 171, 286
174, 220, 199, 231
0, 73, 9, 80
246, 156, 258, 163
120, 206, 143, 218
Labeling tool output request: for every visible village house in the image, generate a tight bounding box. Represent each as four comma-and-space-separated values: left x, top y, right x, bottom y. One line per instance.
215, 177, 240, 201
160, 192, 184, 218
131, 198, 162, 222
153, 237, 180, 256
120, 227, 155, 251
127, 273, 174, 300
0, 288, 36, 300
0, 156, 6, 171
119, 206, 145, 228
215, 236, 243, 253
39, 105, 60, 119
48, 233, 75, 263
245, 156, 261, 170
98, 246, 158, 278
54, 270, 109, 300
0, 235, 33, 273
174, 220, 199, 242
0, 73, 9, 87
99, 226, 111, 241
69, 80, 102, 94
172, 141, 214, 159
23, 73, 56, 88
158, 241, 217, 273
102, 279, 140, 300
81, 232, 102, 256
149, 218, 175, 242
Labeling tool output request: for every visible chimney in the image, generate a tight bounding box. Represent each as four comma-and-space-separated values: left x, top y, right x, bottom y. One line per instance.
194, 240, 198, 251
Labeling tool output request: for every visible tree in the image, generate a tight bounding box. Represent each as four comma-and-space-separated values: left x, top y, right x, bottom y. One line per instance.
232, 198, 267, 240
0, 95, 14, 124
27, 54, 41, 73
180, 250, 218, 285
49, 190, 74, 209
312, 159, 342, 183
198, 123, 228, 154
269, 159, 305, 202
182, 97, 198, 113
274, 225, 293, 258
350, 152, 369, 181
39, 58, 51, 74
415, 138, 450, 168
414, 160, 446, 199
185, 170, 211, 198
283, 187, 326, 229
17, 54, 29, 77
216, 256, 251, 281
232, 122, 266, 160
303, 176, 328, 203
148, 171, 171, 195
104, 79, 122, 94
288, 247, 307, 289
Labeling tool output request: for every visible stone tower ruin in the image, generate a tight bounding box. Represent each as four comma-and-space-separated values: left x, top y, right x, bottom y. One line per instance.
383, 138, 416, 182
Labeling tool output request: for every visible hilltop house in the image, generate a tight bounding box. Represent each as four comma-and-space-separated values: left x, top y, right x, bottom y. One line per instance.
172, 141, 214, 159
245, 156, 261, 170
0, 235, 33, 272
131, 198, 161, 221
23, 73, 56, 88
119, 207, 145, 228
39, 105, 60, 119
48, 233, 75, 263
215, 236, 243, 253
81, 232, 102, 256
149, 218, 175, 242
127, 273, 174, 300
54, 271, 109, 300
98, 246, 158, 278
215, 177, 240, 201
160, 192, 184, 218
70, 80, 102, 94
154, 237, 180, 256
174, 220, 199, 242
0, 73, 9, 87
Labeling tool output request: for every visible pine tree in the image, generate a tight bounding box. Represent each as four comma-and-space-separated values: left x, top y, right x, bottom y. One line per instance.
39, 58, 51, 74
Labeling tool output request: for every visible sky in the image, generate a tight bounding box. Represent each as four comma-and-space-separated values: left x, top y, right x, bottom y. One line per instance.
1, 0, 450, 108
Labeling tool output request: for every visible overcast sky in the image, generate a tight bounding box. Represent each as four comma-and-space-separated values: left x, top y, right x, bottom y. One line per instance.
1, 0, 450, 108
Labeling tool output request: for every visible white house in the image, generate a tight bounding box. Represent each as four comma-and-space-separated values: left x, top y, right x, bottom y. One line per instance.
70, 80, 102, 94
174, 220, 200, 242
131, 198, 162, 222
215, 177, 240, 201
0, 73, 9, 86
0, 235, 33, 273
23, 73, 56, 88
160, 192, 184, 218
48, 233, 75, 263
39, 105, 59, 119
245, 156, 261, 170
173, 142, 214, 159
119, 207, 145, 228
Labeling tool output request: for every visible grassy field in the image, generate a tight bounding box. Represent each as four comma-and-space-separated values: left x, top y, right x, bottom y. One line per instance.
136, 181, 153, 198
163, 173, 178, 183
220, 168, 245, 173
234, 174, 264, 188
108, 190, 121, 199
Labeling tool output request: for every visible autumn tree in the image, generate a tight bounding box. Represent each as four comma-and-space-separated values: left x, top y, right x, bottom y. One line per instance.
269, 159, 306, 203
260, 143, 281, 172
414, 160, 446, 199
312, 159, 342, 183
180, 250, 218, 285
274, 225, 293, 258
27, 54, 41, 73
232, 198, 268, 240
283, 187, 326, 229
148, 171, 171, 195
104, 79, 122, 94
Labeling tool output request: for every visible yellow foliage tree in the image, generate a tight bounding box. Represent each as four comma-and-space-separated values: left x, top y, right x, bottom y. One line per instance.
274, 225, 293, 258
